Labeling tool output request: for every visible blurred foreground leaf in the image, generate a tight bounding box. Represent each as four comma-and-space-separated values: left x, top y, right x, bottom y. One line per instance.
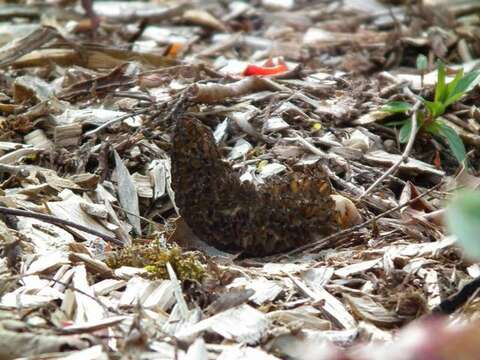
447, 190, 480, 259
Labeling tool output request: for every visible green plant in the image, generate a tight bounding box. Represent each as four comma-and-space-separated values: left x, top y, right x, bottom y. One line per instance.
382, 61, 480, 165
416, 54, 428, 87
446, 190, 480, 259
106, 243, 205, 281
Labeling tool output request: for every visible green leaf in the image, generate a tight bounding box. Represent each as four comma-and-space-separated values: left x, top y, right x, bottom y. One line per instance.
437, 122, 467, 164
399, 119, 412, 143
446, 191, 480, 259
399, 111, 424, 143
424, 120, 442, 135
445, 70, 480, 107
445, 68, 464, 100
422, 99, 445, 118
381, 101, 412, 114
435, 62, 447, 103
416, 54, 428, 71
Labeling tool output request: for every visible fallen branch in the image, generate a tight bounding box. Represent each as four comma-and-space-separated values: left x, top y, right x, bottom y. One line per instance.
190, 76, 288, 103
0, 206, 124, 246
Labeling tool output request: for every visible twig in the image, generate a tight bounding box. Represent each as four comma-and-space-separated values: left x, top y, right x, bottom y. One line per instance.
0, 206, 124, 246
285, 183, 441, 256
294, 136, 394, 212
0, 26, 59, 68
84, 107, 152, 137
295, 135, 329, 157
321, 164, 393, 212
357, 100, 422, 202
164, 89, 190, 123
190, 76, 288, 103
111, 203, 158, 226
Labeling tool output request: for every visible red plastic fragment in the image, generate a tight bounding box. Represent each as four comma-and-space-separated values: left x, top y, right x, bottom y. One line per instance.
243, 58, 288, 76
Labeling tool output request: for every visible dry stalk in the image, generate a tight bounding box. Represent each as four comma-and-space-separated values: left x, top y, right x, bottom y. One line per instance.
0, 206, 124, 246
84, 107, 152, 137
357, 99, 422, 202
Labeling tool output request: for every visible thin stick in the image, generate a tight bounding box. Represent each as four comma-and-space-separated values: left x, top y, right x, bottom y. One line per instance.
285, 183, 441, 256
294, 136, 393, 212
0, 206, 124, 246
295, 135, 328, 157
357, 100, 421, 202
84, 107, 152, 137
111, 203, 158, 226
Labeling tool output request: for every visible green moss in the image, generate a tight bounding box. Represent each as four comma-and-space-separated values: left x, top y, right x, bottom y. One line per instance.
106, 242, 205, 281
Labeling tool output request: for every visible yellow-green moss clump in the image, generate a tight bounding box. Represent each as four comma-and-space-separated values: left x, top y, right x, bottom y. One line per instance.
106, 242, 205, 281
